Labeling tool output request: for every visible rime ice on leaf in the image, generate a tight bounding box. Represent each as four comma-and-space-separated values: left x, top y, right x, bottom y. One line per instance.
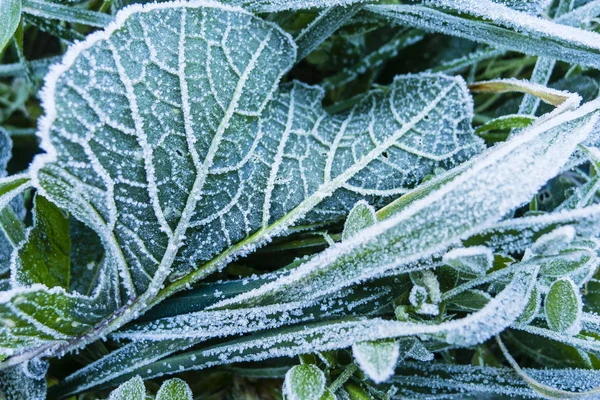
156, 378, 193, 400
531, 225, 576, 255
443, 246, 494, 275
0, 359, 48, 400
108, 376, 145, 400
544, 277, 582, 335
515, 284, 540, 326
216, 93, 600, 308
352, 340, 400, 383
283, 364, 325, 400
342, 200, 376, 241
28, 0, 483, 361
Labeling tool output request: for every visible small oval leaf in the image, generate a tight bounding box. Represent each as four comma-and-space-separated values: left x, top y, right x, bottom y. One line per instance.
544, 277, 582, 335
352, 340, 400, 384
108, 376, 145, 400
284, 364, 326, 400
156, 378, 192, 400
342, 200, 376, 241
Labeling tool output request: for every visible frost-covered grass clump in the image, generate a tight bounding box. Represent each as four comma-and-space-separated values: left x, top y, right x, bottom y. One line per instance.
2, 0, 600, 398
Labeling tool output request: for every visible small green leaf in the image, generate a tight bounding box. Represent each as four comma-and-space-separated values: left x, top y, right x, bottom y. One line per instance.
156, 378, 192, 400
397, 337, 433, 362
352, 340, 400, 383
516, 285, 540, 325
0, 0, 21, 53
320, 388, 337, 400
108, 376, 145, 400
16, 195, 70, 289
545, 277, 582, 335
475, 114, 536, 135
342, 201, 376, 241
284, 364, 326, 400
443, 246, 494, 275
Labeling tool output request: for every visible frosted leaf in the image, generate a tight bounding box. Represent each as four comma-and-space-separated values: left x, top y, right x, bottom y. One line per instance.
0, 0, 20, 53
0, 255, 120, 358
366, 1, 600, 69
442, 246, 494, 275
342, 201, 376, 242
409, 269, 441, 304
467, 204, 600, 253
54, 281, 392, 396
216, 94, 600, 309
28, 0, 483, 361
221, 0, 368, 13
156, 378, 193, 400
63, 269, 536, 393
447, 289, 492, 312
14, 195, 70, 289
112, 282, 393, 341
0, 128, 25, 277
492, 0, 551, 14
408, 285, 428, 308
530, 225, 576, 255
353, 340, 400, 384
515, 284, 540, 326
0, 360, 47, 400
389, 361, 600, 398
544, 277, 582, 335
537, 241, 598, 287
397, 337, 433, 362
108, 376, 145, 400
283, 364, 325, 400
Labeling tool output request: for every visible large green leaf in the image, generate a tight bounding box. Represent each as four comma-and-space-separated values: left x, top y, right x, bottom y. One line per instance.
25, 1, 481, 361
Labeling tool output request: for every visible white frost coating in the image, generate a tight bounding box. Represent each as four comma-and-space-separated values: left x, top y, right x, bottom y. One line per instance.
112, 284, 390, 341
112, 269, 536, 386
0, 174, 32, 212
107, 376, 145, 400
24, 0, 484, 362
366, 2, 600, 68
531, 225, 576, 255
214, 96, 600, 309
443, 246, 494, 275
473, 204, 600, 253
352, 340, 400, 384
425, 0, 600, 54
0, 258, 119, 360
